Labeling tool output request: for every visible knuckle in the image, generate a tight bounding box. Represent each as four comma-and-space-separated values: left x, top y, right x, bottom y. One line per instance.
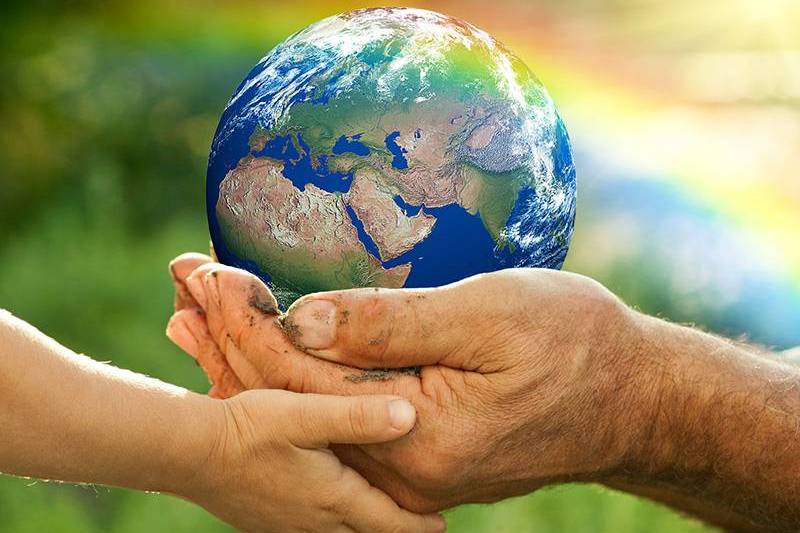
361, 292, 393, 323
360, 297, 408, 364
317, 484, 343, 515
298, 400, 320, 437
348, 400, 372, 439
329, 471, 359, 516
317, 490, 340, 514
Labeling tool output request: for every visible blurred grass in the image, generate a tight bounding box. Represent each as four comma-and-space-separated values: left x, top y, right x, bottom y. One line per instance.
0, 0, 739, 531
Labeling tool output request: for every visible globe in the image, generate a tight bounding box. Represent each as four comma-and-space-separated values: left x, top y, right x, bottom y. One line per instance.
207, 7, 576, 307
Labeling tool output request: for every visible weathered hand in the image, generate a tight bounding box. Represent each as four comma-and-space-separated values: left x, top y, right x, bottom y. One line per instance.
167, 253, 645, 513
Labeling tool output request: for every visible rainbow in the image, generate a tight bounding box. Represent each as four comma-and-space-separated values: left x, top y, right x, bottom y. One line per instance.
109, 0, 800, 344
518, 42, 800, 289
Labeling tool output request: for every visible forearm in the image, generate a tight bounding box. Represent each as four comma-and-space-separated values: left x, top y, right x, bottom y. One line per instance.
609, 312, 800, 531
0, 309, 215, 494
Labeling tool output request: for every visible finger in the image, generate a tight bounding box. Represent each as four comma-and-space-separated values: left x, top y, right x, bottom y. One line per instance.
331, 443, 440, 513
185, 262, 280, 334
184, 263, 285, 390
166, 309, 200, 355
166, 308, 245, 398
169, 253, 214, 311
221, 338, 267, 390
184, 264, 423, 397
285, 393, 416, 447
344, 484, 446, 533
282, 280, 486, 368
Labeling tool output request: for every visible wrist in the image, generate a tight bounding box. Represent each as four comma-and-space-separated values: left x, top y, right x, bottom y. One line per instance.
600, 312, 689, 483
601, 317, 800, 531
156, 391, 227, 497
602, 314, 742, 485
578, 299, 660, 480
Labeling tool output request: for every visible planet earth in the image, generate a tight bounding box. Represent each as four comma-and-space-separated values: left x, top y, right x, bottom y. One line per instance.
207, 7, 576, 307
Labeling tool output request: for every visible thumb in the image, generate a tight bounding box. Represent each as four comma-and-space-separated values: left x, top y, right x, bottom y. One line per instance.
288, 394, 417, 447
282, 280, 483, 368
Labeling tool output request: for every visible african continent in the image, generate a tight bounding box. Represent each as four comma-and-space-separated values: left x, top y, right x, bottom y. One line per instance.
207, 7, 576, 307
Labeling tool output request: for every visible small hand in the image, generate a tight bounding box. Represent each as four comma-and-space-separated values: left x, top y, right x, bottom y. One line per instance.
186, 388, 445, 533
167, 253, 650, 513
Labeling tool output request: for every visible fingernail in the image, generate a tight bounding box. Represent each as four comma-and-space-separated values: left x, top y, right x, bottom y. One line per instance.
428, 514, 447, 532
284, 299, 337, 350
168, 260, 179, 282
166, 315, 199, 355
185, 273, 207, 308
388, 399, 416, 431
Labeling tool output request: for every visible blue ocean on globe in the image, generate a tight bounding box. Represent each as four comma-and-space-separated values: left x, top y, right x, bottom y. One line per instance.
207, 7, 576, 306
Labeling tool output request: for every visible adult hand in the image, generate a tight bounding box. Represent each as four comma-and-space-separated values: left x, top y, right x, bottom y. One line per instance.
169, 253, 800, 532
166, 253, 642, 512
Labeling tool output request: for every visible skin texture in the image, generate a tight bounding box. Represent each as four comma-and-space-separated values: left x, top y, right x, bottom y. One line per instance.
0, 309, 445, 533
168, 253, 800, 532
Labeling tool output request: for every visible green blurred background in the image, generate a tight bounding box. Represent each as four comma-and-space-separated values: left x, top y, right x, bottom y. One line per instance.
1, 0, 798, 531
